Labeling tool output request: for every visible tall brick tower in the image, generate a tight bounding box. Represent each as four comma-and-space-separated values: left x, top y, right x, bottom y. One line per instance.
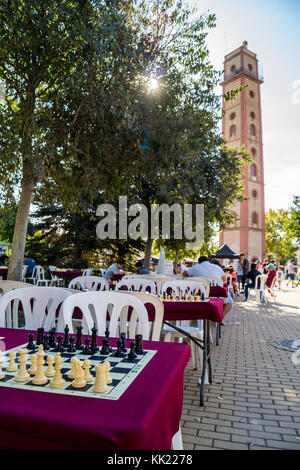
220, 41, 266, 262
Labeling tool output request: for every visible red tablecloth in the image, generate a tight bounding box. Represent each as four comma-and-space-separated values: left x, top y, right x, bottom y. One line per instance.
0, 268, 8, 280
161, 298, 224, 323
50, 270, 83, 279
0, 327, 190, 450
209, 286, 228, 298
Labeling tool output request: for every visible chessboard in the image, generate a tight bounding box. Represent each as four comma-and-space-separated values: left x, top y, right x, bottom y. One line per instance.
0, 341, 157, 401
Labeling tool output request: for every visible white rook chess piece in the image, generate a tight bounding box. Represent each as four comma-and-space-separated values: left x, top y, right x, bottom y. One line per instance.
93, 363, 108, 393
50, 352, 65, 388
72, 359, 86, 389
15, 349, 30, 382
32, 346, 47, 385
28, 354, 38, 375
6, 351, 17, 372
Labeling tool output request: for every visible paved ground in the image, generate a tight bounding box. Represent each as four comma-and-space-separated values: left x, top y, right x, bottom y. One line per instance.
181, 286, 300, 450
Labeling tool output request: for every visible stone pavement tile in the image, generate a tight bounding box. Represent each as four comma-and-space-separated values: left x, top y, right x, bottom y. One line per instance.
183, 435, 213, 447
213, 440, 249, 450
231, 435, 266, 447
266, 440, 300, 450
197, 430, 231, 441
264, 426, 298, 435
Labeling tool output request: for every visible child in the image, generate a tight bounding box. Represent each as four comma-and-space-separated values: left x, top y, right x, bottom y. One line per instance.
276, 267, 283, 289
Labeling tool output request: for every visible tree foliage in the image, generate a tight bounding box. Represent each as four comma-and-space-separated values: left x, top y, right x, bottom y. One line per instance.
265, 208, 297, 263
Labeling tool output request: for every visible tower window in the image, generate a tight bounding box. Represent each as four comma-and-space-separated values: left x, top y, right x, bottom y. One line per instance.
251, 147, 257, 157
252, 212, 258, 225
251, 163, 257, 178
230, 125, 236, 138
248, 64, 253, 71
250, 124, 256, 136
230, 112, 236, 120
249, 90, 255, 98
250, 111, 255, 119
252, 190, 258, 199
230, 65, 236, 73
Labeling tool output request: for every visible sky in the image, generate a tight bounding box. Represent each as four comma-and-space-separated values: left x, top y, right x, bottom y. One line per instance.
189, 0, 300, 212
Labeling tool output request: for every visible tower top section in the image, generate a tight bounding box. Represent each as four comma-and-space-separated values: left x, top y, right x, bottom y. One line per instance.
222, 42, 264, 84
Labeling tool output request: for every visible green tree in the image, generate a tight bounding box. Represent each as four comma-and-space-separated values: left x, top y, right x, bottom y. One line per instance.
289, 196, 300, 244
265, 208, 297, 263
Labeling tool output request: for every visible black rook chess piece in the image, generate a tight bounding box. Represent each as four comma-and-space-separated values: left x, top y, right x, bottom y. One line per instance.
76, 326, 84, 350
27, 333, 36, 351
135, 334, 144, 355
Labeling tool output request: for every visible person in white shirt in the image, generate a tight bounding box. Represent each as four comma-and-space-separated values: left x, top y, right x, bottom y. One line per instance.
287, 259, 296, 287
183, 256, 233, 319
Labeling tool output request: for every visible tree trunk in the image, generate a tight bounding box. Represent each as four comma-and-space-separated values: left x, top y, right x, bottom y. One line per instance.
8, 171, 35, 281
174, 249, 179, 274
144, 237, 153, 269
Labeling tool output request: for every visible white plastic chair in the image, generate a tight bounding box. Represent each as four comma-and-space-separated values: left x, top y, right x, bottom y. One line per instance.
21, 265, 28, 282
82, 268, 93, 276
0, 280, 32, 294
26, 265, 51, 286
0, 287, 72, 330
60, 291, 149, 339
115, 278, 156, 294
115, 291, 164, 341
49, 266, 64, 287
68, 276, 109, 291
161, 280, 206, 298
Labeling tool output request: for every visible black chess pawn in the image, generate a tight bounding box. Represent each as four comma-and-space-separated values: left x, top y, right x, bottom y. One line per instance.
43, 334, 50, 351
55, 335, 64, 352
127, 340, 137, 360
67, 336, 76, 353
49, 327, 56, 348
26, 333, 36, 351
120, 332, 127, 353
83, 337, 92, 355
135, 334, 144, 355
201, 292, 205, 301
36, 327, 44, 346
91, 325, 99, 353
62, 325, 70, 348
114, 339, 125, 358
105, 328, 112, 352
75, 325, 84, 350
100, 337, 110, 355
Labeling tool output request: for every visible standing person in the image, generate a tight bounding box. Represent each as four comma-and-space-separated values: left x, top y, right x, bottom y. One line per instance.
104, 259, 125, 280
286, 259, 296, 287
237, 253, 249, 291
23, 254, 36, 278
276, 266, 283, 289
244, 262, 261, 301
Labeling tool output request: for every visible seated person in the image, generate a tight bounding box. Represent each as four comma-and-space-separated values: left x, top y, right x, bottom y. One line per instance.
0, 255, 9, 267
104, 259, 125, 280
244, 263, 261, 301
23, 254, 36, 277
135, 261, 150, 275
183, 256, 233, 319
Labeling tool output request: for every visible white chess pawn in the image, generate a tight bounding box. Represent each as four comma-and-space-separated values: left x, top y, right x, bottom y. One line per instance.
104, 361, 112, 385
93, 363, 108, 393
83, 359, 93, 382
14, 349, 30, 382
68, 356, 77, 379
28, 354, 38, 375
45, 355, 55, 378
50, 352, 65, 388
6, 351, 17, 372
72, 359, 86, 389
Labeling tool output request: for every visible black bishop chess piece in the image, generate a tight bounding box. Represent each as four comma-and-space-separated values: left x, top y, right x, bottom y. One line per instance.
75, 326, 84, 350
105, 328, 112, 352
49, 327, 56, 348
83, 337, 93, 355
67, 336, 76, 353
91, 325, 99, 353
100, 337, 110, 355
26, 333, 36, 351
127, 340, 137, 360
62, 325, 70, 348
135, 334, 144, 355
43, 334, 50, 351
55, 335, 64, 352
36, 327, 44, 346
120, 332, 127, 353
114, 339, 125, 358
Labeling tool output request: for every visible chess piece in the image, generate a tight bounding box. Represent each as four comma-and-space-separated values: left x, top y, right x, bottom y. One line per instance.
190, 295, 194, 302
26, 333, 36, 351
50, 353, 65, 388
0, 350, 3, 363
172, 292, 176, 301
91, 325, 99, 353
100, 337, 110, 355
83, 337, 92, 355
45, 355, 55, 377
201, 293, 205, 301
75, 326, 84, 350
104, 361, 112, 384
105, 328, 112, 352
67, 336, 76, 353
72, 359, 86, 388
93, 363, 108, 393
196, 295, 200, 302
43, 334, 50, 351
36, 327, 44, 346
14, 349, 30, 382
6, 351, 17, 372
83, 359, 93, 382
62, 325, 70, 348
114, 339, 125, 357
127, 341, 137, 360
120, 332, 127, 353
135, 334, 144, 355
185, 294, 188, 301
32, 347, 47, 385
28, 353, 38, 375
49, 327, 56, 348
179, 291, 182, 302
68, 356, 77, 379
55, 335, 64, 352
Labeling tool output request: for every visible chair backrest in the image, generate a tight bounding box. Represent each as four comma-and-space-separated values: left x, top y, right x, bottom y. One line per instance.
0, 280, 32, 295
61, 291, 149, 339
161, 280, 206, 297
116, 291, 164, 341
68, 276, 109, 291
100, 268, 106, 277
0, 287, 72, 330
30, 265, 45, 281
115, 278, 156, 294
180, 278, 210, 297
82, 268, 93, 276
21, 265, 28, 278
49, 266, 58, 280
255, 274, 267, 290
